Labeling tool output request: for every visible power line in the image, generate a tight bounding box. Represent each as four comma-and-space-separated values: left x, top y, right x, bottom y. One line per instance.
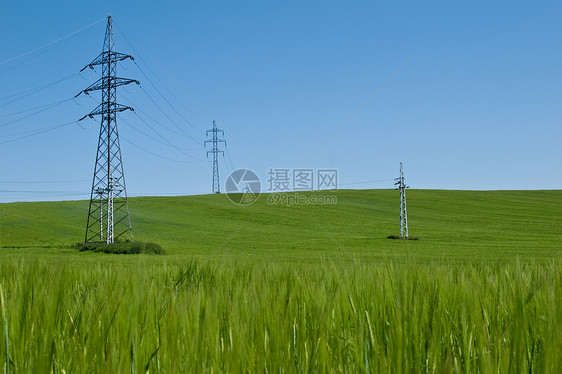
0, 121, 77, 145
310, 56, 413, 158
127, 191, 209, 197
0, 18, 105, 66
112, 94, 206, 161
150, 55, 215, 121
113, 24, 199, 121
122, 92, 203, 145
130, 112, 205, 161
117, 35, 249, 165
0, 97, 75, 129
0, 72, 79, 106
339, 178, 395, 186
0, 121, 68, 139
113, 22, 205, 132
0, 180, 88, 184
120, 136, 201, 164
134, 62, 204, 134
0, 42, 64, 76
150, 56, 253, 159
119, 94, 189, 137
132, 59, 205, 122
0, 96, 79, 119
113, 21, 204, 133
118, 114, 200, 152
0, 189, 87, 195
224, 143, 236, 173
138, 84, 203, 145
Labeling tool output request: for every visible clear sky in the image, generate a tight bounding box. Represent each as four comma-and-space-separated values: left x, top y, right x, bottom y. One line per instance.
0, 1, 561, 202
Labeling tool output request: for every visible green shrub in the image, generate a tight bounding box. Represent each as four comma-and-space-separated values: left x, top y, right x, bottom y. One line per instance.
75, 241, 166, 255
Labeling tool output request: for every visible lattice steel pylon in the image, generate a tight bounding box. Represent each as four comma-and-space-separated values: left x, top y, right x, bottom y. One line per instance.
76, 15, 139, 244
205, 120, 225, 194
394, 162, 409, 238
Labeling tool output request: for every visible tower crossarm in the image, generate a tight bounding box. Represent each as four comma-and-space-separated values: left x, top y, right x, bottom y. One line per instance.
79, 103, 134, 121
204, 139, 226, 146
206, 129, 224, 136
76, 77, 139, 97
80, 51, 135, 71
206, 149, 224, 156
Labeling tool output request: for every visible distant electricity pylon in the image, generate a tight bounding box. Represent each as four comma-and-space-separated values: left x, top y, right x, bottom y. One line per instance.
394, 162, 409, 238
76, 15, 139, 244
205, 120, 225, 194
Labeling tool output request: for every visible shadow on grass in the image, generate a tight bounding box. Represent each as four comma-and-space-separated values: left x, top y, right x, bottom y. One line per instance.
387, 235, 420, 241
74, 241, 166, 255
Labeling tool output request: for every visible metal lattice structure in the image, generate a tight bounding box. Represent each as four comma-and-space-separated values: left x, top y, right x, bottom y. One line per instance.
205, 120, 225, 194
76, 15, 139, 244
394, 162, 409, 238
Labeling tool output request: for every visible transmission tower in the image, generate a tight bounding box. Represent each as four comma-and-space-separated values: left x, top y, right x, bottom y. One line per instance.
205, 120, 225, 194
76, 15, 139, 244
394, 162, 409, 238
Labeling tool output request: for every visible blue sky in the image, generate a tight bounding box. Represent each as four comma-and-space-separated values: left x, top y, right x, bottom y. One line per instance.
0, 1, 561, 202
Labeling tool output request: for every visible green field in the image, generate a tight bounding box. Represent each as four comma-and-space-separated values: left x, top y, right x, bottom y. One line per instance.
1, 189, 561, 372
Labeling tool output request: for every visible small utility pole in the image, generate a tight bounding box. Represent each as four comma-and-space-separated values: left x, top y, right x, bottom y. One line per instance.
205, 121, 225, 194
394, 162, 409, 238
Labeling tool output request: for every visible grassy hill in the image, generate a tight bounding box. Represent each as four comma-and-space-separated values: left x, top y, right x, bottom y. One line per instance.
1, 189, 561, 263
1, 190, 561, 372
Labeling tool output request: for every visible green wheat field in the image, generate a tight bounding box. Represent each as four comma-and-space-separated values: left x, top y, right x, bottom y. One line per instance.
1, 189, 561, 372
